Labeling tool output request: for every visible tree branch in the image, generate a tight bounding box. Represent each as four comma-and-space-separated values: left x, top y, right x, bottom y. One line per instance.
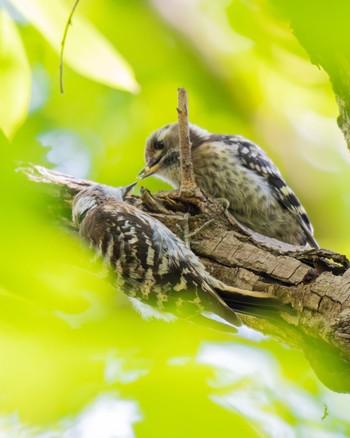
176, 88, 205, 201
177, 88, 196, 193
17, 163, 350, 391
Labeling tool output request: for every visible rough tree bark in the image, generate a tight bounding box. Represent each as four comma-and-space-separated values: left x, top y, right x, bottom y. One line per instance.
17, 163, 350, 392
15, 77, 350, 392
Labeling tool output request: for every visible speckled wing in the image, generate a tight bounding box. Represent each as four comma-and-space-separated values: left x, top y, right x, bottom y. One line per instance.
235, 138, 318, 247
78, 199, 242, 326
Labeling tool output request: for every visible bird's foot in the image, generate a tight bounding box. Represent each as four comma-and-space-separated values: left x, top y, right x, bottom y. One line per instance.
176, 213, 214, 248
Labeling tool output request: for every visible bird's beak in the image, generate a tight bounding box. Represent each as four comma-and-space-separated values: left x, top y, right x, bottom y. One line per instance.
137, 156, 161, 180
123, 182, 137, 199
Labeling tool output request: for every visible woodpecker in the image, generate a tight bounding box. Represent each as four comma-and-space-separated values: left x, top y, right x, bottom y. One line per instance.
138, 122, 318, 248
72, 184, 283, 330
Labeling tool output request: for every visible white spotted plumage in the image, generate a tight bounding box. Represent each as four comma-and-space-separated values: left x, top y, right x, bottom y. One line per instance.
141, 122, 318, 247
72, 185, 283, 329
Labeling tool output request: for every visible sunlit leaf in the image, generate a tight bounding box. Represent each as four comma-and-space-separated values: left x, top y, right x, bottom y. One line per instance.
10, 0, 140, 93
1, 0, 350, 435
0, 10, 30, 139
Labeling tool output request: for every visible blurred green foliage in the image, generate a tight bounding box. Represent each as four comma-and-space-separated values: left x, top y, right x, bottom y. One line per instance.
0, 0, 350, 436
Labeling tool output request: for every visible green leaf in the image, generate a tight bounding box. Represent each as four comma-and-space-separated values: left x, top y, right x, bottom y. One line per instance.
10, 0, 140, 93
0, 10, 30, 140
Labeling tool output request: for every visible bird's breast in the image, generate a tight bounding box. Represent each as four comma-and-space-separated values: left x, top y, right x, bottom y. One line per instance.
192, 144, 275, 215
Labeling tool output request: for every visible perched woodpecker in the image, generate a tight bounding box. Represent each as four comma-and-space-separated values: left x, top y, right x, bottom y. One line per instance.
72, 184, 283, 330
138, 122, 318, 248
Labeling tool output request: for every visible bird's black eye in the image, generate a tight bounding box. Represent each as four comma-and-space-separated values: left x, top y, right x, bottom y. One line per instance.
154, 140, 165, 151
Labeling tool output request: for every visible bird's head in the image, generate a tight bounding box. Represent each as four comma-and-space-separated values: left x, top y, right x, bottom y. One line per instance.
137, 122, 208, 187
72, 183, 136, 226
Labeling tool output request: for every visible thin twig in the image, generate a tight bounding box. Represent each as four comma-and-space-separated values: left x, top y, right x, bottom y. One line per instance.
60, 0, 80, 94
176, 88, 198, 194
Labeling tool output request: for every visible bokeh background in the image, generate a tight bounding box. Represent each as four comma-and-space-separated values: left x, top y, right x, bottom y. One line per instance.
0, 0, 350, 436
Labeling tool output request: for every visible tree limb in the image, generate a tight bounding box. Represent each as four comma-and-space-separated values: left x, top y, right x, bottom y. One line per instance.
176, 88, 205, 201
17, 163, 350, 391
177, 88, 196, 193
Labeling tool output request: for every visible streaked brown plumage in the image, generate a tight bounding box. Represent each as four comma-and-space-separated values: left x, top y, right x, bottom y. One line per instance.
72, 185, 283, 330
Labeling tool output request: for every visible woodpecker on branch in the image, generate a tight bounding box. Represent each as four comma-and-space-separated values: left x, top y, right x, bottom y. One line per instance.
138, 122, 318, 248
72, 185, 283, 331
